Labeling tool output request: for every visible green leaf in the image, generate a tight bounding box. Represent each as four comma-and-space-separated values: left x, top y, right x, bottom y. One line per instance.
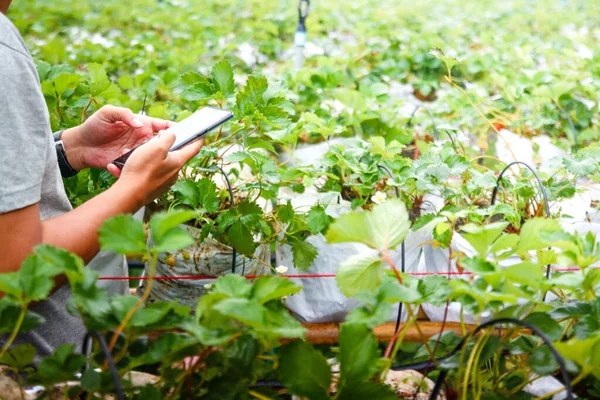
563, 155, 599, 176
277, 341, 332, 400
528, 345, 559, 376
419, 275, 452, 306
173, 71, 214, 100
307, 205, 330, 234
150, 210, 197, 252
171, 179, 199, 208
277, 202, 295, 223
0, 273, 22, 299
211, 60, 235, 97
461, 257, 498, 275
236, 73, 268, 114
291, 240, 318, 270
87, 62, 107, 83
336, 254, 384, 297
574, 315, 599, 340
524, 313, 562, 341
339, 323, 380, 387
554, 336, 600, 373
35, 245, 85, 283
461, 222, 509, 257
132, 332, 197, 366
517, 218, 561, 254
381, 279, 422, 303
27, 344, 86, 386
326, 199, 410, 251
87, 63, 111, 96
0, 344, 36, 369
429, 48, 460, 76
334, 88, 366, 111
214, 274, 252, 298
504, 262, 544, 289
412, 214, 443, 231
186, 79, 215, 100
551, 302, 592, 319
213, 298, 266, 329
53, 73, 81, 97
0, 300, 44, 334
545, 273, 584, 290
250, 277, 302, 304
197, 178, 220, 213
18, 254, 62, 302
180, 321, 234, 346
80, 369, 103, 392
227, 221, 255, 256
98, 214, 147, 255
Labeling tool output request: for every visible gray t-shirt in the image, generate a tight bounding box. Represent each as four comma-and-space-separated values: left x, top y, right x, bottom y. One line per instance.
0, 13, 127, 359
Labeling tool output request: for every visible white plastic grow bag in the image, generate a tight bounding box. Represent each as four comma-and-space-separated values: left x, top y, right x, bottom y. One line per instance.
141, 224, 270, 309
277, 187, 426, 323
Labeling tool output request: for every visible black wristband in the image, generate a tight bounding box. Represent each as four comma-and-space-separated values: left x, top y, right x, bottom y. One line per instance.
53, 130, 79, 178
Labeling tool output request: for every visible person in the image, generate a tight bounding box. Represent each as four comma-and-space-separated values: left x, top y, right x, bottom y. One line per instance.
0, 1, 202, 358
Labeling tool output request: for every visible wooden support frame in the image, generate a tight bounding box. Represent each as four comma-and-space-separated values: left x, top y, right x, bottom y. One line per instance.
303, 321, 473, 345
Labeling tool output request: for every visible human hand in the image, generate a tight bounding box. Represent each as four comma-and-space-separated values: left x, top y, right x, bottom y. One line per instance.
61, 105, 174, 170
110, 130, 203, 205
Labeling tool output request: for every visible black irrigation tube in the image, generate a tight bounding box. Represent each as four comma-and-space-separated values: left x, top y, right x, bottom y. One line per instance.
426, 318, 573, 400
407, 105, 440, 140
376, 164, 404, 333
253, 318, 573, 399
217, 166, 238, 274
491, 161, 550, 220
490, 161, 552, 282
82, 331, 125, 400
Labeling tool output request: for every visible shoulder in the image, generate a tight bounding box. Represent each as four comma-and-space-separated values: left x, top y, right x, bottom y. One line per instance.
0, 13, 31, 60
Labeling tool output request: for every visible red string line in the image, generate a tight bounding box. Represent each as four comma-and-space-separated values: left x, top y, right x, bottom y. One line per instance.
98, 266, 593, 281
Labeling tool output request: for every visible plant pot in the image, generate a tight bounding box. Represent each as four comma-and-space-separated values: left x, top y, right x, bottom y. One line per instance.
140, 224, 270, 309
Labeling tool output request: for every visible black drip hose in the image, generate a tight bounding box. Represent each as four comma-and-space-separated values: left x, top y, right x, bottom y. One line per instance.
252, 318, 573, 400
217, 166, 237, 274
426, 318, 573, 400
407, 105, 440, 140
490, 161, 551, 283
376, 164, 404, 332
82, 331, 125, 400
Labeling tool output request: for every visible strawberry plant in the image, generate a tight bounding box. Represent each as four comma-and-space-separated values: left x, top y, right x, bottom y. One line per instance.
4, 0, 600, 398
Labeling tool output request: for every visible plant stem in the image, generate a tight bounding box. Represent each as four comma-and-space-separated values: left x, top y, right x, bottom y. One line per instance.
215, 125, 223, 141
444, 76, 519, 164
249, 389, 273, 400
380, 313, 418, 379
0, 305, 26, 359
107, 253, 158, 353
461, 333, 486, 400
380, 250, 403, 284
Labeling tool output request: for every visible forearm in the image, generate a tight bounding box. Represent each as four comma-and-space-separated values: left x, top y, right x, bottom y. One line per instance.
41, 181, 145, 263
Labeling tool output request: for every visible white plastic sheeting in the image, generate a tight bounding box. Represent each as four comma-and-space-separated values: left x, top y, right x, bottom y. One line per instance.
141, 225, 270, 309
277, 186, 425, 323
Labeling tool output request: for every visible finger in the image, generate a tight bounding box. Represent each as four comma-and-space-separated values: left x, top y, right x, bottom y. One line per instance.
170, 137, 204, 166
107, 163, 122, 178
149, 130, 177, 156
139, 115, 175, 132
102, 105, 144, 128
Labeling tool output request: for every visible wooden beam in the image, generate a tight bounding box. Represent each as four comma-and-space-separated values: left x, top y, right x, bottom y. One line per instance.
303, 321, 471, 345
